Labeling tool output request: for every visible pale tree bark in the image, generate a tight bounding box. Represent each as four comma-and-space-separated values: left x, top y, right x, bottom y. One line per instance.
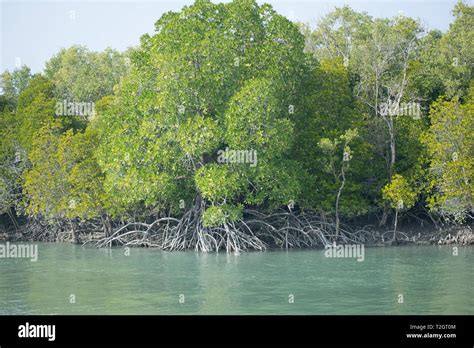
392, 208, 399, 242
335, 163, 346, 238
355, 33, 417, 226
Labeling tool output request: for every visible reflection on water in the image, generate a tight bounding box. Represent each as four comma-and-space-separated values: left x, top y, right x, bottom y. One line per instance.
0, 243, 472, 314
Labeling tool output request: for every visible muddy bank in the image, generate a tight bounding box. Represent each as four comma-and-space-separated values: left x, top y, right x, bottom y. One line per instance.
1, 216, 472, 249
362, 224, 474, 246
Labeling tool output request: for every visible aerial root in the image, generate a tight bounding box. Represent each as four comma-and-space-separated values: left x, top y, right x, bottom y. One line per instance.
93, 208, 374, 252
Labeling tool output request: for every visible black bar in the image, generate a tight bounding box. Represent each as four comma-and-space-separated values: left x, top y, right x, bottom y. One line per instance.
0, 315, 472, 346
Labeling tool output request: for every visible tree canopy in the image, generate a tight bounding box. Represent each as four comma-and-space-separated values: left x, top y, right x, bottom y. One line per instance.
0, 0, 472, 250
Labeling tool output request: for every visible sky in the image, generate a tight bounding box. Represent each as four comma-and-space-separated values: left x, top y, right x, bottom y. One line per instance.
0, 0, 468, 73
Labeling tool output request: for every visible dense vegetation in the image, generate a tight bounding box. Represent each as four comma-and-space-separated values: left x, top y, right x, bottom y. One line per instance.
0, 0, 472, 251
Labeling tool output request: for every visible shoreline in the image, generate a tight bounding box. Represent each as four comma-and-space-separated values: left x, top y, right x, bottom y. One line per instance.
1, 220, 472, 249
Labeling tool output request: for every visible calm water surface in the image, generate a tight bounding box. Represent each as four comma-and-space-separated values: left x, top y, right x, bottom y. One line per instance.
0, 243, 472, 314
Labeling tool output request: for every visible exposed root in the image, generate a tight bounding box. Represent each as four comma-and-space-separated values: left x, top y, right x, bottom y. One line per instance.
94, 208, 375, 252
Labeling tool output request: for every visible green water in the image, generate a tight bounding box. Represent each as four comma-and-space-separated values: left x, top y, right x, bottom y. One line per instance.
0, 243, 472, 314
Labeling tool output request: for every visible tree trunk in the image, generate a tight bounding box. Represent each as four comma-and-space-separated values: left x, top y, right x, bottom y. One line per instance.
392, 209, 399, 242
7, 208, 19, 231
71, 221, 79, 244
102, 214, 112, 238
335, 167, 346, 239
389, 116, 396, 178
379, 206, 388, 227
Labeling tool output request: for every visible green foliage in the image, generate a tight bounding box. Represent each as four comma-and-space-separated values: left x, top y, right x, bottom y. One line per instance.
177, 116, 221, 158
225, 78, 293, 156
45, 46, 130, 103
15, 75, 58, 152
409, 2, 473, 102
382, 174, 417, 211
23, 124, 104, 221
202, 204, 243, 227
0, 152, 25, 215
0, 68, 33, 215
305, 6, 431, 217
0, 66, 32, 110
422, 86, 474, 222
95, 0, 309, 223
409, 30, 446, 110
195, 164, 244, 203
317, 129, 361, 215
0, 0, 472, 236
438, 1, 474, 99
306, 5, 371, 62
318, 129, 359, 176
294, 59, 370, 216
